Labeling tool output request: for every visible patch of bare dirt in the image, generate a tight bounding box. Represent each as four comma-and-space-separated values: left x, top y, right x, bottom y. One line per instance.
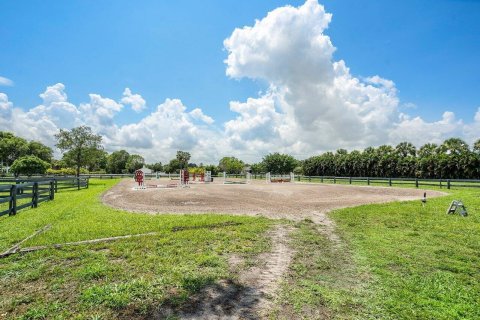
156, 225, 294, 319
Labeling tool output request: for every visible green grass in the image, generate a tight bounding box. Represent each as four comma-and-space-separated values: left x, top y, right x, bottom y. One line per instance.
0, 179, 273, 319
277, 187, 480, 319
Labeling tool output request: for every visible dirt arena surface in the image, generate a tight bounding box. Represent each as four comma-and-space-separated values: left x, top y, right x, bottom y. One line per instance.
102, 178, 445, 222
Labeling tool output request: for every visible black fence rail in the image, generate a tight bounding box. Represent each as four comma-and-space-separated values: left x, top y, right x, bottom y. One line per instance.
246, 174, 480, 189
289, 175, 480, 189
0, 177, 89, 190
3, 174, 480, 190
0, 181, 55, 217
0, 177, 89, 218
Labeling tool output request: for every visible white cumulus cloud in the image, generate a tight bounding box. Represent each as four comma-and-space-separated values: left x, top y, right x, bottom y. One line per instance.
121, 88, 146, 112
223, 0, 401, 153
0, 76, 14, 86
189, 108, 214, 124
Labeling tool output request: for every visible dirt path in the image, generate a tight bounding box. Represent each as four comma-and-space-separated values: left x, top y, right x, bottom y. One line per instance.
156, 225, 294, 319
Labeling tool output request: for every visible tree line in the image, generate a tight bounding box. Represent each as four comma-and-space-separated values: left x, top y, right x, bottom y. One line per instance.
301, 139, 480, 179
1, 126, 480, 179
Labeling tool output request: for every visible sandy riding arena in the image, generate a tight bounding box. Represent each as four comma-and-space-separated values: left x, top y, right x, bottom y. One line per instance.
102, 179, 444, 223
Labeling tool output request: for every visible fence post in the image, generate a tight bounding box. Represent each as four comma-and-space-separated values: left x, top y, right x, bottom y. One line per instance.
389, 178, 392, 186
309, 176, 311, 182
32, 182, 39, 208
439, 179, 442, 189
415, 178, 419, 188
349, 177, 352, 184
15, 179, 22, 195
334, 177, 336, 184
50, 180, 55, 200
9, 184, 17, 215
447, 179, 451, 189
367, 177, 370, 185
54, 179, 58, 193
77, 178, 80, 190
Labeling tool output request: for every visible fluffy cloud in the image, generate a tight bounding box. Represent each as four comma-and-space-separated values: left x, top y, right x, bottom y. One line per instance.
121, 88, 146, 112
389, 112, 463, 146
0, 76, 14, 86
223, 0, 403, 153
0, 86, 219, 163
0, 93, 13, 123
111, 98, 221, 162
1, 0, 479, 164
189, 108, 214, 124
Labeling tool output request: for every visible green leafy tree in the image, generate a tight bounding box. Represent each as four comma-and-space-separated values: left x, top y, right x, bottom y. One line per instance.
334, 149, 348, 176
250, 162, 266, 174
51, 159, 67, 170
262, 153, 297, 174
106, 150, 130, 174
28, 141, 53, 163
0, 131, 29, 166
292, 165, 303, 175
63, 148, 107, 173
473, 139, 480, 154
176, 151, 191, 169
218, 157, 244, 174
0, 132, 53, 167
147, 162, 163, 172
204, 164, 218, 175
10, 155, 50, 176
165, 159, 181, 173
126, 154, 145, 173
55, 126, 103, 176
84, 149, 108, 172
299, 137, 480, 179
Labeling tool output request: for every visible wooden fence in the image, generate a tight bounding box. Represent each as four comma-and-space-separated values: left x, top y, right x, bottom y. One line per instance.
0, 177, 89, 218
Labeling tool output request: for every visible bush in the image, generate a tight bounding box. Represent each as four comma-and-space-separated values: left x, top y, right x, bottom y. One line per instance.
46, 168, 89, 175
88, 170, 106, 174
10, 155, 50, 176
293, 166, 303, 175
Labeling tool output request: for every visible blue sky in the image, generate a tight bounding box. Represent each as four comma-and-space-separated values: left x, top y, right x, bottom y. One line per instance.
1, 0, 479, 163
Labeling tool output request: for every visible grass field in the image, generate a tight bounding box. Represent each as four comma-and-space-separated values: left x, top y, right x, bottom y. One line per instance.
0, 179, 479, 319
276, 187, 480, 319
0, 179, 273, 319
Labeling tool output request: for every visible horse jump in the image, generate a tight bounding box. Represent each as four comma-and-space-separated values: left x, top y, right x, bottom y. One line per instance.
223, 172, 251, 184
266, 172, 295, 183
